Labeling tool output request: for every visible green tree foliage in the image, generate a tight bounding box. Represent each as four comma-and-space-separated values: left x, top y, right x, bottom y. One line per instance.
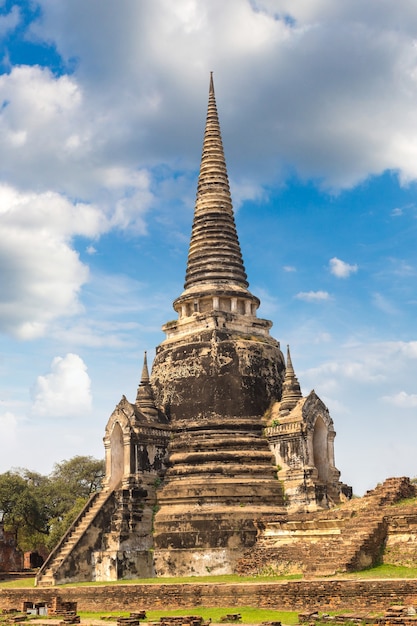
0, 456, 104, 555
0, 470, 49, 551
45, 456, 105, 551
46, 497, 91, 551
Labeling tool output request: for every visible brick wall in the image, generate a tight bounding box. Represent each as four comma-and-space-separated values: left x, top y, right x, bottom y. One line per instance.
1, 580, 417, 613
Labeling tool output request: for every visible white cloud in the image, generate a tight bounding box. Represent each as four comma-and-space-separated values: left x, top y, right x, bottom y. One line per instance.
301, 340, 417, 400
295, 290, 330, 302
0, 67, 84, 191
0, 185, 107, 338
0, 66, 154, 213
111, 181, 153, 234
0, 176, 157, 342
350, 339, 417, 361
394, 341, 417, 359
329, 257, 358, 278
16, 0, 417, 192
229, 177, 265, 210
283, 265, 297, 272
0, 411, 18, 443
31, 353, 92, 418
306, 359, 386, 384
382, 391, 417, 408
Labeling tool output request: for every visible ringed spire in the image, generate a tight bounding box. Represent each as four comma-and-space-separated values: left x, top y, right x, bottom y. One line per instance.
183, 72, 249, 290
279, 345, 303, 417
135, 351, 158, 420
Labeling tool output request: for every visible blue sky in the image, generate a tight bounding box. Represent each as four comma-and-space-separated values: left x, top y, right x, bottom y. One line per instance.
1, 0, 417, 495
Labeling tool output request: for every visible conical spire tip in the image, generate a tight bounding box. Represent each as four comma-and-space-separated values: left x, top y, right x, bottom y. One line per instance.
141, 351, 150, 383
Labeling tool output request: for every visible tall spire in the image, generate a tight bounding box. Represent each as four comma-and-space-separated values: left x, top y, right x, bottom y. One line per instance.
183, 72, 249, 290
279, 345, 302, 417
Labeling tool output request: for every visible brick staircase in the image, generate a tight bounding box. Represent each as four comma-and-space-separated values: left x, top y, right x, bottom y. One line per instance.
35, 488, 114, 587
307, 477, 416, 575
306, 511, 388, 575
236, 477, 416, 577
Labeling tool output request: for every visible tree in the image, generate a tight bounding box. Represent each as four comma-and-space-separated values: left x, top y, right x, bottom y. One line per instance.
0, 455, 105, 555
0, 470, 49, 551
46, 497, 89, 551
45, 456, 105, 551
50, 455, 104, 500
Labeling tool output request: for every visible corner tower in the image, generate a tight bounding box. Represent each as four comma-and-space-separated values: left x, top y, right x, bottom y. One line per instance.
151, 74, 286, 576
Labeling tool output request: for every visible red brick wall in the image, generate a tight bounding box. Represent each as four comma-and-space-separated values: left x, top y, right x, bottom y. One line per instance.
1, 580, 417, 613
0, 529, 23, 572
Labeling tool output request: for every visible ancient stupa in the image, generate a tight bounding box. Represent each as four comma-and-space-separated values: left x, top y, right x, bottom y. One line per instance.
150, 73, 286, 575
35, 74, 348, 586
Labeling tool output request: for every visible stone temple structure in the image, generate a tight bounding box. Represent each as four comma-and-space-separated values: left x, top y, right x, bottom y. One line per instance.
35, 74, 349, 586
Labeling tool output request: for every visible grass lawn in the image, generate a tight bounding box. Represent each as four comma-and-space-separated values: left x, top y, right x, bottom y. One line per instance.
79, 608, 299, 624
340, 563, 417, 578
0, 577, 36, 588
2, 564, 417, 588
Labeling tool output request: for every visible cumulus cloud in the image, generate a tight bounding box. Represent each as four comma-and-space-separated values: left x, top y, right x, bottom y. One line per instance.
0, 66, 85, 191
382, 391, 417, 408
0, 67, 154, 212
31, 353, 92, 417
0, 184, 107, 338
295, 290, 330, 302
329, 257, 358, 278
15, 0, 417, 192
0, 156, 156, 340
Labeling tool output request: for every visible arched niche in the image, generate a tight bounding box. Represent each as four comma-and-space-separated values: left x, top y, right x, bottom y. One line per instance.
313, 416, 329, 482
109, 421, 124, 488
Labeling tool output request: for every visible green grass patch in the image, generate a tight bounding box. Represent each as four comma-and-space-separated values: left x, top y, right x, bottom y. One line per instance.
3, 564, 417, 591
79, 608, 299, 624
340, 563, 417, 578
0, 577, 36, 588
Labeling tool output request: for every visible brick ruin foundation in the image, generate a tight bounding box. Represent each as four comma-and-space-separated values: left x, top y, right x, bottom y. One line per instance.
4, 579, 417, 613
